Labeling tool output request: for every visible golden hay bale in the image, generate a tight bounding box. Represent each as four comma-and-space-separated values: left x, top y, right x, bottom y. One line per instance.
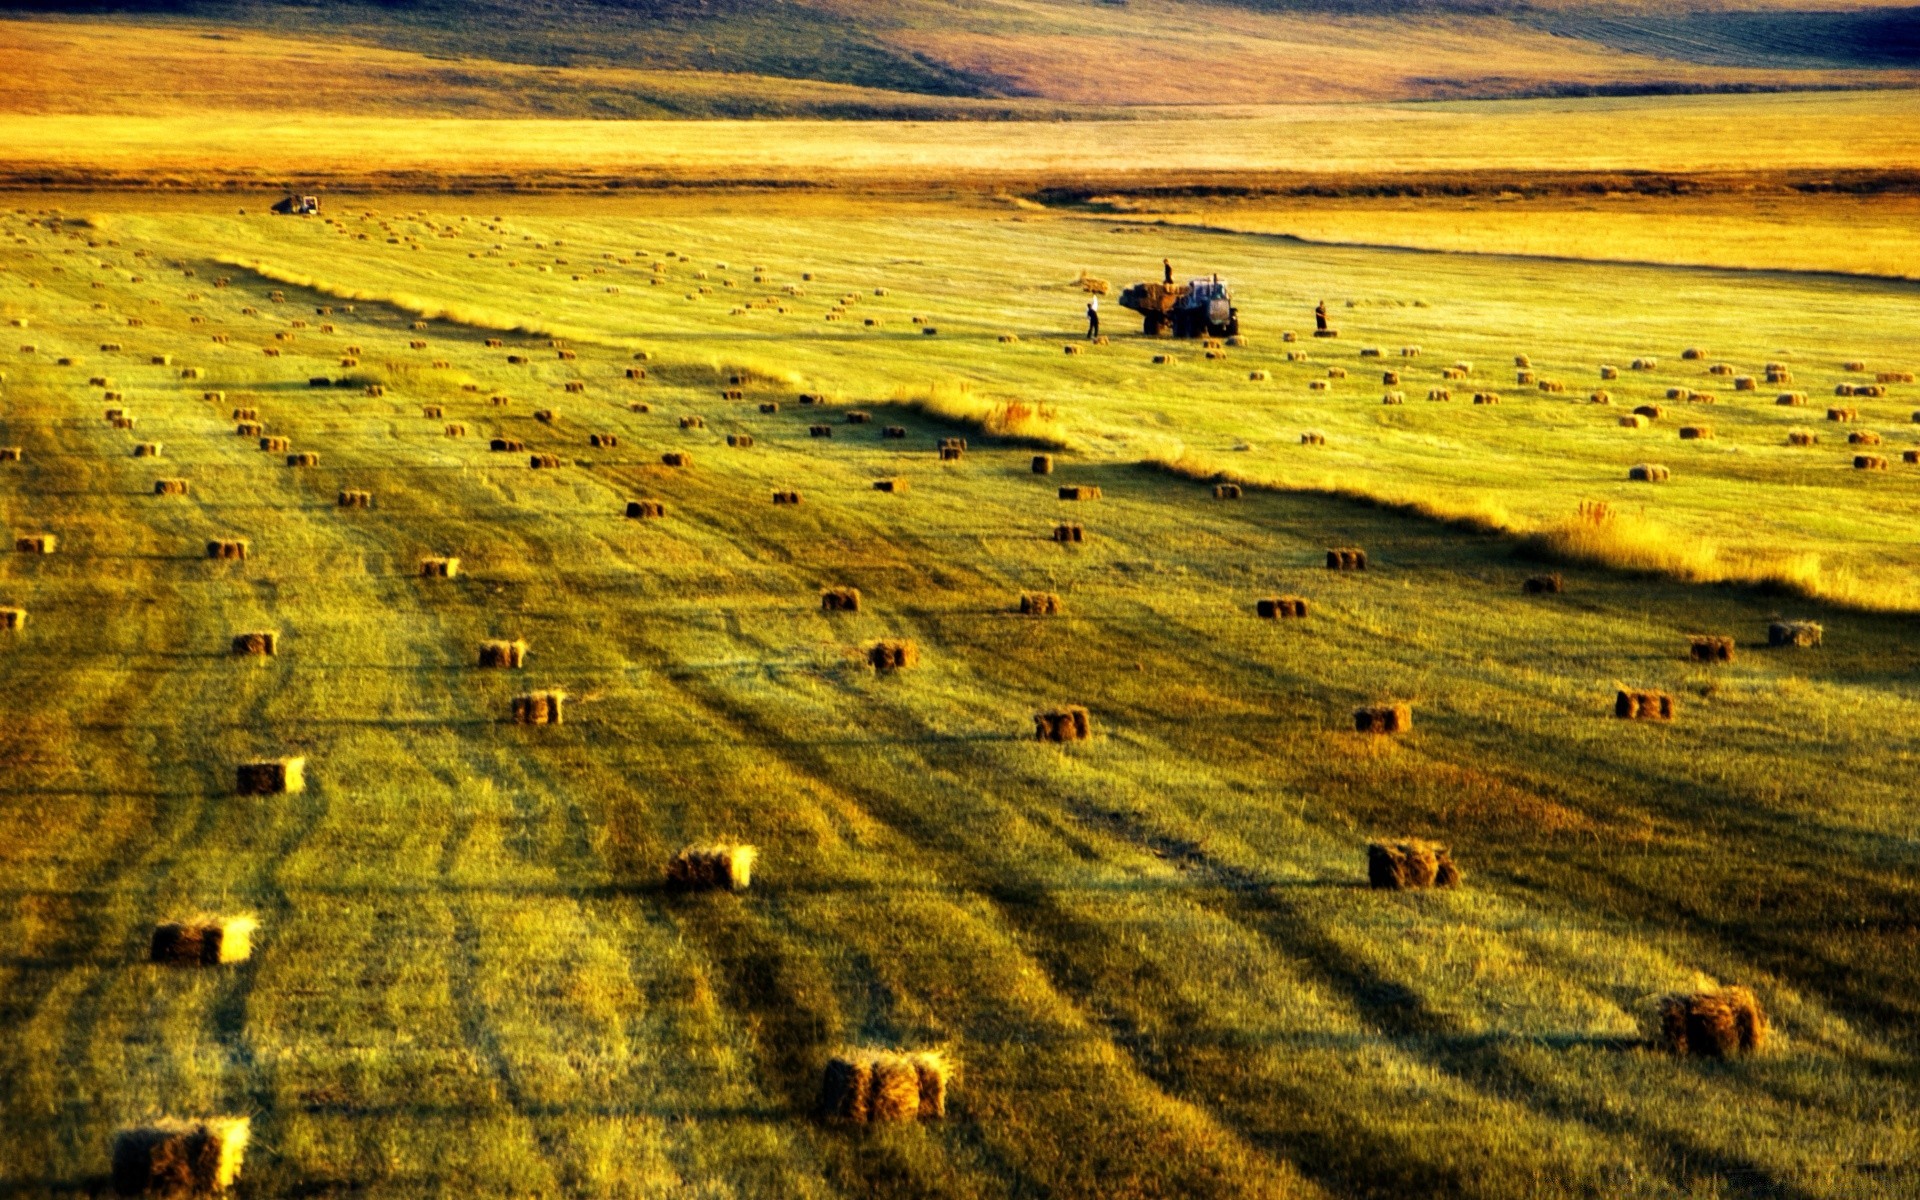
1256, 596, 1308, 619
287, 452, 320, 467
1052, 522, 1085, 544
1628, 464, 1670, 482
0, 447, 20, 462
0, 607, 24, 630
1734, 376, 1758, 391
1615, 688, 1675, 721
1678, 426, 1712, 440
873, 478, 908, 494
1905, 450, 1920, 464
1828, 407, 1858, 422
1326, 547, 1367, 571
1381, 392, 1404, 406
230, 631, 277, 656
1248, 369, 1269, 381
939, 446, 964, 461
235, 422, 263, 438
1031, 454, 1055, 475
206, 538, 249, 560
666, 843, 758, 891
1473, 392, 1501, 405
1599, 365, 1619, 380
1034, 705, 1091, 742
1152, 354, 1177, 365
999, 334, 1020, 344
511, 689, 566, 725
625, 499, 666, 520
259, 437, 291, 453
1878, 370, 1915, 384
1708, 363, 1735, 377
819, 1050, 949, 1123
445, 423, 467, 438
489, 438, 525, 453
111, 416, 137, 430
1777, 392, 1807, 406
1214, 483, 1243, 499
662, 451, 690, 468
153, 478, 189, 496
1767, 369, 1793, 384
1302, 431, 1328, 444
1513, 354, 1531, 368
1517, 371, 1535, 385
1020, 592, 1063, 615
809, 424, 832, 438
149, 915, 257, 966
1681, 348, 1705, 361
421, 404, 444, 419
1443, 367, 1468, 381
112, 1118, 250, 1196
772, 490, 803, 505
421, 556, 459, 578
821, 587, 862, 613
1656, 987, 1767, 1057
1429, 389, 1453, 402
1590, 391, 1613, 405
479, 639, 528, 669
1327, 367, 1347, 379
1309, 380, 1330, 392
588, 433, 620, 449
534, 410, 559, 426
1538, 379, 1567, 394
529, 454, 562, 469
1523, 574, 1563, 594
1689, 635, 1734, 663
1849, 430, 1882, 445
1854, 454, 1888, 470
1381, 370, 1400, 386
1361, 347, 1383, 359
1767, 619, 1823, 647
1368, 839, 1459, 889
1058, 485, 1101, 501
868, 639, 919, 671
1353, 703, 1411, 734
236, 757, 304, 794
1787, 430, 1817, 446
846, 411, 872, 425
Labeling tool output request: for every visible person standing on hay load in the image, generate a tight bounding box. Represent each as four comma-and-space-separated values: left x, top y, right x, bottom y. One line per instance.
1085, 297, 1099, 339
1163, 258, 1173, 285
1315, 301, 1328, 332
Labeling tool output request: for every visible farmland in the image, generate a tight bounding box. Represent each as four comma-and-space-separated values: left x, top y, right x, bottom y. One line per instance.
1, 188, 1918, 1198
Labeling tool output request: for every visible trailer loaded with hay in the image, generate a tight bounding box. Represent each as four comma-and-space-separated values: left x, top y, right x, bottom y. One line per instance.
1117, 277, 1239, 339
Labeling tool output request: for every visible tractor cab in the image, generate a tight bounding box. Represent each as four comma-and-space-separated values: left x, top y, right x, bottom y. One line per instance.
271, 195, 321, 216
1117, 275, 1238, 338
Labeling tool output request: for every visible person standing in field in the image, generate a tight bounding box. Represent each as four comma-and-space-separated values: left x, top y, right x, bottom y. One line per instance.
1315, 301, 1328, 332
1163, 258, 1173, 285
1086, 297, 1100, 339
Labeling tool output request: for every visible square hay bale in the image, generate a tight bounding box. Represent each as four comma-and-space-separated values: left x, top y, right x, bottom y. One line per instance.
1904, 449, 1920, 464
479, 639, 528, 669
230, 631, 277, 656
999, 334, 1020, 344
1829, 407, 1858, 422
1367, 840, 1459, 889
205, 539, 249, 560
1769, 619, 1823, 649
873, 478, 908, 494
287, 452, 320, 467
1256, 596, 1308, 619
1538, 379, 1567, 393
1034, 705, 1092, 742
625, 500, 666, 519
1855, 454, 1888, 470
819, 1050, 949, 1123
535, 410, 558, 425
1361, 347, 1384, 359
1473, 392, 1501, 405
152, 477, 190, 496
1327, 367, 1347, 379
1787, 430, 1818, 446
1879, 371, 1915, 384
1517, 371, 1535, 385
1152, 354, 1177, 365
1309, 380, 1330, 392
422, 405, 443, 419
1849, 430, 1882, 445
662, 452, 690, 467
1678, 426, 1713, 440
1214, 483, 1243, 499
529, 454, 562, 469
1382, 392, 1404, 405
1734, 376, 1758, 391
1682, 348, 1705, 361
882, 425, 907, 438
1031, 454, 1054, 474
666, 843, 758, 891
1353, 703, 1411, 734
149, 915, 257, 966
1443, 367, 1468, 381
235, 422, 263, 438
0, 447, 20, 462
846, 411, 872, 424
0, 607, 24, 630
1248, 369, 1269, 381
868, 639, 919, 671
445, 423, 467, 438
1523, 574, 1563, 594
259, 437, 291, 453
1767, 369, 1793, 384
1020, 592, 1063, 615
492, 395, 512, 407
1058, 485, 1101, 501
1708, 363, 1735, 377
1835, 383, 1858, 398
421, 556, 459, 578
490, 438, 525, 453
1629, 464, 1671, 482
772, 490, 803, 505
1615, 688, 1675, 721
821, 587, 862, 613
1326, 547, 1367, 571
1514, 354, 1532, 367
1590, 391, 1613, 405
1052, 522, 1085, 544
1301, 431, 1328, 444
236, 757, 304, 794
511, 689, 566, 725
111, 416, 137, 430
809, 424, 832, 438
939, 446, 964, 461
112, 1118, 250, 1195
1689, 635, 1735, 663
1657, 987, 1767, 1057
590, 433, 620, 449
1381, 371, 1401, 386
1429, 389, 1453, 402
1600, 365, 1620, 380
1778, 393, 1808, 406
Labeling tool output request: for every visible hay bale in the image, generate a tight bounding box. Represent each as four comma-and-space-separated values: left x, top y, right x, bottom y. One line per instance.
1248, 369, 1269, 381
1326, 547, 1367, 571
868, 639, 919, 671
1152, 354, 1177, 365
1381, 392, 1404, 406
1682, 348, 1705, 361
679, 415, 704, 430
1429, 389, 1453, 402
1678, 426, 1713, 440
1538, 379, 1567, 394
235, 423, 262, 438
1777, 392, 1807, 406
1256, 596, 1308, 619
1854, 454, 1888, 470
1829, 407, 1858, 422
1353, 703, 1411, 734
999, 334, 1020, 344
1522, 574, 1563, 594
422, 405, 443, 419
1473, 392, 1501, 405
0, 447, 19, 462
1052, 522, 1085, 544
590, 433, 620, 449
1513, 354, 1531, 368
492, 395, 512, 407
1689, 635, 1735, 663
236, 757, 304, 794
511, 689, 566, 725
1615, 688, 1675, 721
230, 631, 277, 656
1326, 367, 1347, 379
259, 437, 290, 452
809, 424, 832, 438
1878, 371, 1915, 384
1517, 371, 1535, 385
772, 490, 803, 505
205, 539, 249, 560
1656, 988, 1767, 1057
1367, 840, 1459, 889
1628, 464, 1670, 482
445, 423, 467, 438
873, 478, 908, 494
529, 454, 562, 469
1600, 366, 1619, 380
149, 915, 257, 966
478, 639, 528, 669
1361, 348, 1383, 359
1301, 431, 1328, 444
662, 452, 690, 468
1590, 391, 1612, 404
1034, 705, 1091, 742
1032, 454, 1054, 474
287, 452, 320, 467
1309, 380, 1330, 392
1843, 360, 1867, 372
939, 437, 969, 452
819, 1050, 949, 1123
726, 434, 754, 448
1849, 430, 1882, 445
1019, 592, 1062, 615
666, 843, 758, 891
1058, 485, 1101, 501
1733, 376, 1756, 391
420, 556, 459, 577
1767, 369, 1793, 384
154, 478, 189, 496
111, 1117, 250, 1195
0, 606, 25, 630
821, 587, 862, 613
940, 446, 964, 461
1708, 363, 1736, 377
625, 500, 666, 519
846, 411, 872, 425
1787, 430, 1817, 446
1774, 618, 1820, 645
1214, 483, 1242, 499
1904, 450, 1920, 464
489, 438, 525, 453
1382, 371, 1400, 386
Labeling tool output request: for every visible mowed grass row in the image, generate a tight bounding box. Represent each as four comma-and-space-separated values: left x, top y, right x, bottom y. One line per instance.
115, 197, 1920, 606
0, 206, 1916, 1199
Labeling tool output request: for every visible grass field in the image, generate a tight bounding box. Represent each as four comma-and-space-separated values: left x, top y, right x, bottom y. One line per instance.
2, 193, 1918, 1198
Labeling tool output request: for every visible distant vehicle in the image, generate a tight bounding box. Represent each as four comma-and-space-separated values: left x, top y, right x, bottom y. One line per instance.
1118, 276, 1238, 338
271, 195, 321, 216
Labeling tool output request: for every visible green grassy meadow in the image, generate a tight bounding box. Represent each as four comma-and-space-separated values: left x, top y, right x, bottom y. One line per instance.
1, 197, 1918, 1198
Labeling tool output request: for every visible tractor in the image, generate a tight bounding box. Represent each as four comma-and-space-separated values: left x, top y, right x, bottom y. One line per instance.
1118, 276, 1238, 338
271, 195, 321, 216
